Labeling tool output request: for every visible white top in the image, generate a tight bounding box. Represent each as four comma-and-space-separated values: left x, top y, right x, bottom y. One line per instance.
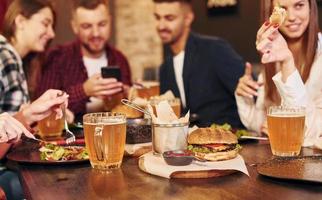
83, 53, 108, 112
236, 33, 322, 147
173, 51, 186, 108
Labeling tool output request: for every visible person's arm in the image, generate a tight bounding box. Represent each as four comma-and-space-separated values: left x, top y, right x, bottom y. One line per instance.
272, 56, 322, 147
235, 73, 266, 132
0, 112, 33, 159
0, 53, 27, 114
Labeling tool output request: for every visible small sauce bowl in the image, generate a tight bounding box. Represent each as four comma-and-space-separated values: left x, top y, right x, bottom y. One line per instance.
162, 150, 194, 166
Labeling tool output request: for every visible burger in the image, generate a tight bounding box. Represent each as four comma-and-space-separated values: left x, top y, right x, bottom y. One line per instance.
269, 5, 287, 25
187, 127, 240, 161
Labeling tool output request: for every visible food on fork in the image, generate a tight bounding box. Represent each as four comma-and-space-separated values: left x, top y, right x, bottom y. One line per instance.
269, 5, 287, 25
187, 127, 241, 161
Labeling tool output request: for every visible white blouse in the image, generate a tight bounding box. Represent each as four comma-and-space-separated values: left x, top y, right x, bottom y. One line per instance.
236, 34, 322, 147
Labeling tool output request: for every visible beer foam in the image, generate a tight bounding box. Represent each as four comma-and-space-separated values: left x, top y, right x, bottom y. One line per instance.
84, 119, 125, 125
268, 113, 305, 117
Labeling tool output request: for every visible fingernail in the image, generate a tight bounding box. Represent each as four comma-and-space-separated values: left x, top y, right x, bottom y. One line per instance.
273, 23, 279, 28
266, 50, 270, 54
264, 21, 270, 26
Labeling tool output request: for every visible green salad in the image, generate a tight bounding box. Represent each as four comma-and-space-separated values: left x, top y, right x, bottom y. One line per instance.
210, 123, 250, 139
39, 143, 89, 161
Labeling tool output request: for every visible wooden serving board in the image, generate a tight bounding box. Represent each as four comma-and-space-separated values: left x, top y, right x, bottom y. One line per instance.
138, 156, 236, 178
125, 145, 152, 157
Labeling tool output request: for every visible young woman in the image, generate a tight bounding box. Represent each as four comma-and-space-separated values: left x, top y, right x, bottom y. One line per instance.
235, 0, 322, 147
0, 1, 63, 199
0, 0, 55, 113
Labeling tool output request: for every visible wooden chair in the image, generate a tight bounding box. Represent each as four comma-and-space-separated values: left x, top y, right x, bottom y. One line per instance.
0, 187, 6, 200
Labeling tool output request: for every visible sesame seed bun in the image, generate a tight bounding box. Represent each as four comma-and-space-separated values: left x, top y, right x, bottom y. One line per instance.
188, 128, 237, 145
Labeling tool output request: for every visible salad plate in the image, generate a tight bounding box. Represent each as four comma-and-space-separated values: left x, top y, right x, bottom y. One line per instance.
7, 144, 89, 165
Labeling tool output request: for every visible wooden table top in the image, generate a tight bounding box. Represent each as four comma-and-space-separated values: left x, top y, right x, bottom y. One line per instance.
14, 141, 322, 200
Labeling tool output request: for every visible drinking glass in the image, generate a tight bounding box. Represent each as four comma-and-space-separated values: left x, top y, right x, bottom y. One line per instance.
83, 112, 126, 170
267, 106, 305, 157
136, 81, 160, 99
38, 112, 64, 138
149, 98, 181, 118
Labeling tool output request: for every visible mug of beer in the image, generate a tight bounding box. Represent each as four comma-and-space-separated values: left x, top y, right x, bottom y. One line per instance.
267, 106, 306, 157
149, 98, 181, 118
83, 112, 126, 170
136, 81, 160, 99
38, 112, 64, 138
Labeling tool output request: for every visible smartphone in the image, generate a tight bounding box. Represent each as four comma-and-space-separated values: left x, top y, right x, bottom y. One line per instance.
101, 66, 121, 81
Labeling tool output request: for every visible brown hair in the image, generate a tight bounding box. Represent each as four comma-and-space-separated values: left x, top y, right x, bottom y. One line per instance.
261, 0, 319, 105
2, 0, 55, 41
71, 0, 109, 11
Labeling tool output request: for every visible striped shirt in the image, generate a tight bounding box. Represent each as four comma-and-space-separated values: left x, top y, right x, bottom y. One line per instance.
0, 35, 29, 114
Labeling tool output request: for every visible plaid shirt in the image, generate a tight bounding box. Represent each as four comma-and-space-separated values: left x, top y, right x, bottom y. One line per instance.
0, 35, 29, 114
35, 40, 132, 119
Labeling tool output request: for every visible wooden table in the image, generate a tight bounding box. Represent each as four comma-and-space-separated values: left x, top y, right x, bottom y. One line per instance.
14, 141, 322, 200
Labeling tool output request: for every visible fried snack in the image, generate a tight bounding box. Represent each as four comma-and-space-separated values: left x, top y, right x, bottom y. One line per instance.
112, 104, 143, 118
269, 6, 287, 25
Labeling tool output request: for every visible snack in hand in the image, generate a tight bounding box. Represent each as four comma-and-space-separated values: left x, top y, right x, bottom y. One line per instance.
269, 5, 287, 25
187, 127, 240, 161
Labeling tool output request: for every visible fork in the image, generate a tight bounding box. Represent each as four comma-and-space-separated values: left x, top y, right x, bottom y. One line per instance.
62, 103, 76, 145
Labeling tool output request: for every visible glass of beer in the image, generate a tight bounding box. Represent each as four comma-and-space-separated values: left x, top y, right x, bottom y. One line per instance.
83, 112, 126, 170
267, 106, 306, 157
149, 98, 181, 118
136, 81, 160, 99
38, 112, 64, 138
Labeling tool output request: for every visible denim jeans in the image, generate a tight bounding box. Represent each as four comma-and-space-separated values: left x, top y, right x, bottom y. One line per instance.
0, 169, 24, 200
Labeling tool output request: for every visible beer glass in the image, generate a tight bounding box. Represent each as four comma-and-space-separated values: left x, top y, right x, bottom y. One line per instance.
83, 112, 126, 170
149, 98, 181, 118
38, 112, 64, 138
136, 81, 160, 99
267, 106, 305, 157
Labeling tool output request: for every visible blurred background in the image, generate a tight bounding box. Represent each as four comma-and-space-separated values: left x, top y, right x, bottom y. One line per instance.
3, 0, 322, 80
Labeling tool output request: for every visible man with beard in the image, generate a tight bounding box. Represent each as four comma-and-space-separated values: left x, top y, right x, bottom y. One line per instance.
36, 0, 131, 120
153, 0, 244, 128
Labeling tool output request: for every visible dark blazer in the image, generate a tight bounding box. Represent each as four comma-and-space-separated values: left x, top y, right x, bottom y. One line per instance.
159, 32, 244, 128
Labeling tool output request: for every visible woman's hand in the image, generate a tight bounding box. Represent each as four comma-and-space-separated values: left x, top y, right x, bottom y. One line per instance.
21, 89, 69, 125
236, 62, 262, 99
256, 22, 296, 81
0, 113, 34, 143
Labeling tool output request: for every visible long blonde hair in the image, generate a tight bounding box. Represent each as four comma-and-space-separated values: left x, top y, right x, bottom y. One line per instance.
260, 0, 319, 105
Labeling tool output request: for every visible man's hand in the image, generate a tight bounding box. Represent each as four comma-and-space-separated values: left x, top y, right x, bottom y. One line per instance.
83, 73, 123, 98
22, 89, 69, 125
0, 113, 34, 143
236, 62, 263, 99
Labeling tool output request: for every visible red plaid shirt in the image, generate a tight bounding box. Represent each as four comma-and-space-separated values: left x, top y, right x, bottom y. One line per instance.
35, 40, 132, 118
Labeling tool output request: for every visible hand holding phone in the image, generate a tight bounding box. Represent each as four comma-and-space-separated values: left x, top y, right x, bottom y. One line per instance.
101, 66, 121, 81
